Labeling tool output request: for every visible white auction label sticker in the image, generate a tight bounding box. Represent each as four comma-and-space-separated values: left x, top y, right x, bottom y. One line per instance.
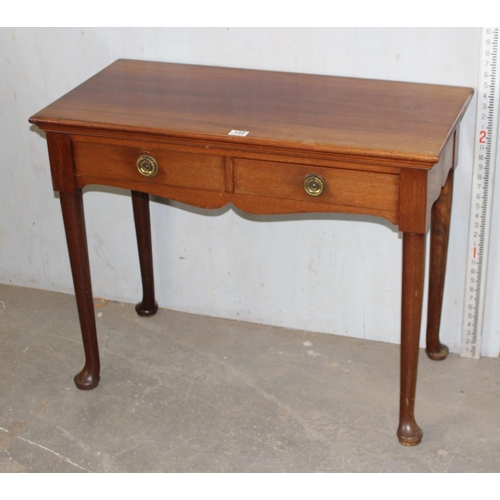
228, 130, 249, 137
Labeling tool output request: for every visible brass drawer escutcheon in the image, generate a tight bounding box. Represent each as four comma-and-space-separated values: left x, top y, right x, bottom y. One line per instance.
303, 173, 326, 197
136, 155, 159, 177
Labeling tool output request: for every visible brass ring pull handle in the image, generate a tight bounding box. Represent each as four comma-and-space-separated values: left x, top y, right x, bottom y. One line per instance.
136, 155, 158, 177
303, 173, 326, 197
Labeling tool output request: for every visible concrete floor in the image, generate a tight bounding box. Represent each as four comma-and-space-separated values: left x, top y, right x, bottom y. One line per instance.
0, 283, 499, 472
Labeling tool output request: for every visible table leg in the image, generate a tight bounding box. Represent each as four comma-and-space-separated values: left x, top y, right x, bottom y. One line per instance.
426, 169, 454, 360
60, 190, 100, 390
398, 232, 426, 446
131, 191, 158, 317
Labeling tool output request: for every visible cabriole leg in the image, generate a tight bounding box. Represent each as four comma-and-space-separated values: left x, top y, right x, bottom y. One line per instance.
60, 190, 100, 390
426, 169, 454, 360
398, 232, 426, 446
132, 191, 158, 317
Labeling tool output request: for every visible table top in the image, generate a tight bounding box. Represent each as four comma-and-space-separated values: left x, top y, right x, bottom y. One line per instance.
29, 59, 473, 167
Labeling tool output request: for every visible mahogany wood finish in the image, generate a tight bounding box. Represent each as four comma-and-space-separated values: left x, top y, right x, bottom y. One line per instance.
29, 60, 473, 446
426, 169, 454, 360
60, 190, 100, 390
131, 191, 158, 317
399, 232, 426, 445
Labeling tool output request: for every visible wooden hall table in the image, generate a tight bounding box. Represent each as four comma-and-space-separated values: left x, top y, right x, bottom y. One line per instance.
29, 59, 473, 446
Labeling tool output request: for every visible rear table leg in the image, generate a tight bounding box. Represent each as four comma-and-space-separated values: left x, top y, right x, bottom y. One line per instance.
132, 191, 158, 317
426, 169, 454, 361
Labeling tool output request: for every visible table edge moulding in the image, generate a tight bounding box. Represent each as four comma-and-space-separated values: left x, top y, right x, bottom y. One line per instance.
29, 59, 474, 447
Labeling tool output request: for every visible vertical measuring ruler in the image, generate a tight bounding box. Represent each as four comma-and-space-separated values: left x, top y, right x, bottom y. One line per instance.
461, 27, 500, 359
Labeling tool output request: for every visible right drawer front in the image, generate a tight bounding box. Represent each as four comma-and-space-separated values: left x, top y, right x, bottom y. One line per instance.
233, 158, 399, 216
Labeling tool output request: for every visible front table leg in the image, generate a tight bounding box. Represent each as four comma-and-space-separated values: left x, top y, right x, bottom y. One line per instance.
60, 190, 100, 390
398, 232, 426, 446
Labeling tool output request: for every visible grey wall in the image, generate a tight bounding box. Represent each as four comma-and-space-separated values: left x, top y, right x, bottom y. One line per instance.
2, 27, 498, 356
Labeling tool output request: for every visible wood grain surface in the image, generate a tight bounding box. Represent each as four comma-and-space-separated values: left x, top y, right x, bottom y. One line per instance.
29, 59, 473, 166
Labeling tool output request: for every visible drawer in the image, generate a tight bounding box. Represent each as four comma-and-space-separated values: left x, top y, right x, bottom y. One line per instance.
233, 158, 399, 215
72, 138, 226, 191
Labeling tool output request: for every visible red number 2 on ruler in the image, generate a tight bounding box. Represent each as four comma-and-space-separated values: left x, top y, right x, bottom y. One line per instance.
479, 130, 487, 143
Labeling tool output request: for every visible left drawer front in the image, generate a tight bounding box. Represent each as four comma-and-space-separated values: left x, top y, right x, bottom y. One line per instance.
73, 139, 225, 191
